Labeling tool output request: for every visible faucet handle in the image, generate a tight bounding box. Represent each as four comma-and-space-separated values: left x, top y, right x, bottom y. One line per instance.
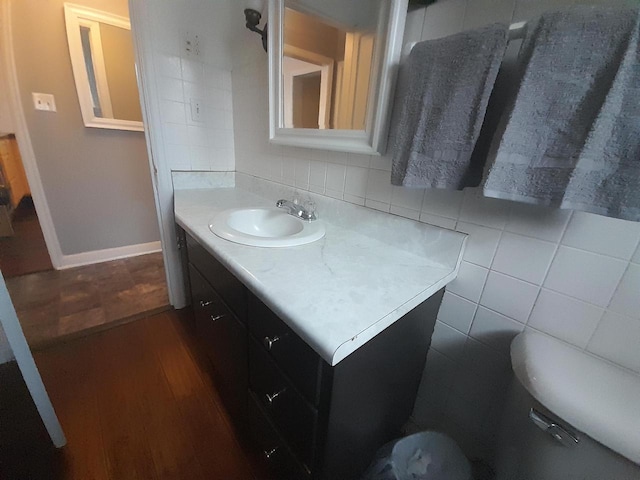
303, 200, 317, 219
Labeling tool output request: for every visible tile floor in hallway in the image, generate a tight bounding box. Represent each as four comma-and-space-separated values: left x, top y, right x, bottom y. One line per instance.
6, 252, 170, 349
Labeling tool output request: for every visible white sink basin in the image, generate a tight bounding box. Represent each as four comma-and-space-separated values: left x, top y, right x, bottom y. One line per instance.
209, 207, 325, 247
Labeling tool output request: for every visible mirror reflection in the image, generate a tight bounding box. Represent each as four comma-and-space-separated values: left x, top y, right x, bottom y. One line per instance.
64, 4, 144, 131
79, 22, 142, 122
282, 1, 380, 130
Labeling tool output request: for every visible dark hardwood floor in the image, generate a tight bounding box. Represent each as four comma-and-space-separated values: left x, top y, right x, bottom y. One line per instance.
0, 197, 53, 278
0, 309, 268, 480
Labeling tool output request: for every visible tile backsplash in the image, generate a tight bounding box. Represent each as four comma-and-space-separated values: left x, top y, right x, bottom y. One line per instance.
230, 0, 640, 461
150, 0, 236, 172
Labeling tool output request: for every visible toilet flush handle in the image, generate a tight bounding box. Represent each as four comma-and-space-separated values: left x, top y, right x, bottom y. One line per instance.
529, 408, 580, 448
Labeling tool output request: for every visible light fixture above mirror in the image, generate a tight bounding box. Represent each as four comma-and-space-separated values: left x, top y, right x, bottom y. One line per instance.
244, 0, 268, 52
268, 0, 408, 155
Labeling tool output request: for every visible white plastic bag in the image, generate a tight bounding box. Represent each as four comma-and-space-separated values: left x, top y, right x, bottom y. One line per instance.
361, 431, 472, 480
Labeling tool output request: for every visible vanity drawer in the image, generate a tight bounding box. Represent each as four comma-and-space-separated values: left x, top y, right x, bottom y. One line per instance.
249, 338, 317, 469
248, 294, 322, 405
186, 233, 247, 322
248, 391, 311, 480
189, 265, 248, 421
190, 265, 225, 340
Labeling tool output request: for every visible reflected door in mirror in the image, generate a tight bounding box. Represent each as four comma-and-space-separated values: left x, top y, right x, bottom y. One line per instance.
269, 0, 408, 155
282, 1, 379, 131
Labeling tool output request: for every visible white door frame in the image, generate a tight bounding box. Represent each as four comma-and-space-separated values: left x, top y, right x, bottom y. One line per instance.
128, 0, 186, 308
0, 0, 64, 269
282, 45, 334, 130
0, 271, 66, 448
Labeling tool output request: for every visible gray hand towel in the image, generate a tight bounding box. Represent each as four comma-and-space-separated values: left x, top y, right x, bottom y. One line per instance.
390, 24, 508, 189
483, 6, 640, 222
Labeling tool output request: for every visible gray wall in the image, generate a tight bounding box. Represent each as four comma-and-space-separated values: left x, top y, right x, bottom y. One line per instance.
11, 0, 159, 255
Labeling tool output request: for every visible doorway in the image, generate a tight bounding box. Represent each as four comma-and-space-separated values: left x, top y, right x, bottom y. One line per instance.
293, 72, 322, 129
0, 0, 169, 349
0, 134, 52, 277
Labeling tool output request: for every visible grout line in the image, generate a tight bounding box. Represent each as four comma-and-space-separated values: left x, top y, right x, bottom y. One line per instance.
604, 261, 631, 312
523, 210, 573, 325
472, 303, 526, 326
459, 0, 469, 33
582, 310, 605, 352
430, 342, 462, 365
418, 5, 428, 42
508, 0, 517, 25
486, 229, 506, 271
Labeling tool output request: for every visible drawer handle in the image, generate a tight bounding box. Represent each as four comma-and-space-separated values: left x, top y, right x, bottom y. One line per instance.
263, 446, 279, 460
263, 335, 281, 350
199, 300, 214, 307
265, 388, 286, 405
210, 313, 226, 322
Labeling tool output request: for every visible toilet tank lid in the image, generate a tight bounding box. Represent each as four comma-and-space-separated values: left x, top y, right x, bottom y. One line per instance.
511, 331, 640, 465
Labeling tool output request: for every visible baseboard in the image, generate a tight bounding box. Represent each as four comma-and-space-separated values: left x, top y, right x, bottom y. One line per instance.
58, 241, 162, 270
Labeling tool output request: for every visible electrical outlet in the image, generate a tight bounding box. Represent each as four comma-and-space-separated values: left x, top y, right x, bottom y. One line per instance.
183, 31, 201, 58
32, 93, 57, 112
190, 99, 204, 122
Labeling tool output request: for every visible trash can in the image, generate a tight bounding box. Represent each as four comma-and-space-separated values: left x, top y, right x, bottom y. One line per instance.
361, 431, 472, 480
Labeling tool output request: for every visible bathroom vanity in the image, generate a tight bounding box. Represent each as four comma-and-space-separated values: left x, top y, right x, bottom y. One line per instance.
174, 179, 466, 479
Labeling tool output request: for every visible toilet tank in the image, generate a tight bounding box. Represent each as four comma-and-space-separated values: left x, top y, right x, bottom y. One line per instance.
494, 331, 640, 480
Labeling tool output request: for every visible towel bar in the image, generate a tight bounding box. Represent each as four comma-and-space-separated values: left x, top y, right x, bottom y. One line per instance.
403, 20, 527, 57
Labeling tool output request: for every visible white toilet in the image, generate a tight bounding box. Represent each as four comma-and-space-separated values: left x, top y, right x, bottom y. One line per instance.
495, 331, 640, 480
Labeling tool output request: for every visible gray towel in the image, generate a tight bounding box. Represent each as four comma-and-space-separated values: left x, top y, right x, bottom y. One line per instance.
483, 6, 640, 222
391, 24, 508, 189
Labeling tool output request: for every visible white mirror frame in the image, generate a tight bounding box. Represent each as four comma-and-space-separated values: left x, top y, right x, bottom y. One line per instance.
64, 3, 144, 132
268, 0, 407, 155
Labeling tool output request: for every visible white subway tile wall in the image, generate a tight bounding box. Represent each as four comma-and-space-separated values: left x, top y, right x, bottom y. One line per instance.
562, 211, 640, 260
151, 0, 236, 172
528, 289, 604, 348
437, 292, 477, 334
228, 0, 640, 461
491, 232, 556, 284
544, 247, 627, 307
587, 312, 640, 373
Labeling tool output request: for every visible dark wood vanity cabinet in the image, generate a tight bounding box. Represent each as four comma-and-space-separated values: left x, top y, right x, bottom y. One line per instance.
182, 231, 443, 479
185, 233, 248, 422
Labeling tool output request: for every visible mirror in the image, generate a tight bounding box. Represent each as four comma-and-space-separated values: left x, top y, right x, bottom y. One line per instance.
64, 3, 143, 132
269, 0, 407, 154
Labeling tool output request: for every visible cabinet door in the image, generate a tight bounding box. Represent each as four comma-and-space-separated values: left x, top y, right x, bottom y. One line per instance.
249, 339, 317, 469
248, 391, 311, 480
186, 234, 247, 322
248, 294, 322, 405
189, 265, 248, 420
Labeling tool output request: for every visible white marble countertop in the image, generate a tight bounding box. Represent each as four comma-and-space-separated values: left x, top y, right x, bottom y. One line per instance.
174, 177, 466, 365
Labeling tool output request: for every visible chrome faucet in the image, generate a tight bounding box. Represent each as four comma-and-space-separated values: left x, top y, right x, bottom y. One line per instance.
276, 199, 317, 221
